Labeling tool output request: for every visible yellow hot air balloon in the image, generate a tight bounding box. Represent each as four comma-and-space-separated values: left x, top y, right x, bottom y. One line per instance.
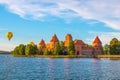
28, 42, 35, 46
6, 32, 13, 41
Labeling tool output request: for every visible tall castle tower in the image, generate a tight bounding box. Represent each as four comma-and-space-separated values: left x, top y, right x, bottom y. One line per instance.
92, 36, 102, 54
48, 34, 59, 49
64, 34, 72, 47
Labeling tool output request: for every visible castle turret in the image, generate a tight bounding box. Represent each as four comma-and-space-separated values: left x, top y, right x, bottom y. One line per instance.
39, 39, 46, 47
93, 36, 102, 46
38, 39, 46, 54
92, 36, 102, 54
50, 34, 59, 42
49, 34, 59, 49
64, 34, 72, 47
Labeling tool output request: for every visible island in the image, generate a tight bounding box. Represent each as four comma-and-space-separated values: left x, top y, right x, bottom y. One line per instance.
12, 34, 120, 58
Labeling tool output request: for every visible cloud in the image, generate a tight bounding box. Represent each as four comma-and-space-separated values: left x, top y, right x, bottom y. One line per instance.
88, 31, 120, 45
0, 0, 120, 29
0, 43, 16, 51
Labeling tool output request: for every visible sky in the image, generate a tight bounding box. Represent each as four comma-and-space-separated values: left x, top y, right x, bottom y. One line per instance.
0, 0, 120, 51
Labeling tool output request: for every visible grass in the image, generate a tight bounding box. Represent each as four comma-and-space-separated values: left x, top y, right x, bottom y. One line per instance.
98, 54, 120, 58
12, 54, 79, 58
12, 54, 97, 58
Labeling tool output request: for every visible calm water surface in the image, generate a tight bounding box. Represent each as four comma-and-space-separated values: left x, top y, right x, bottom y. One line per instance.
0, 54, 120, 80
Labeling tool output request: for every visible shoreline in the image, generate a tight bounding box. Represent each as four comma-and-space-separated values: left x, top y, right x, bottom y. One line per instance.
97, 54, 120, 58
11, 54, 120, 59
0, 53, 119, 59
12, 55, 96, 58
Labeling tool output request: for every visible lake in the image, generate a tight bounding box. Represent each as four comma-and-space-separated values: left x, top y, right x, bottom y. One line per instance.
0, 54, 120, 80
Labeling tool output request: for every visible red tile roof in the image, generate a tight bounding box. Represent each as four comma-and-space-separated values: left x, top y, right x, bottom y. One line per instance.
65, 34, 72, 41
39, 39, 45, 46
74, 40, 85, 45
50, 34, 59, 42
93, 36, 102, 44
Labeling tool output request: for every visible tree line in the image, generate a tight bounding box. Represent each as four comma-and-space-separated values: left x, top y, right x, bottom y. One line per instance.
103, 38, 120, 55
12, 40, 75, 56
12, 44, 38, 56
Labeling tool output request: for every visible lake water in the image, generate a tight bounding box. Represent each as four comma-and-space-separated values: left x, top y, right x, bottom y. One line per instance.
0, 54, 120, 80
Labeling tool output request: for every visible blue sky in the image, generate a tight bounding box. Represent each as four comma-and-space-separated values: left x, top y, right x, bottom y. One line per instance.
0, 0, 120, 51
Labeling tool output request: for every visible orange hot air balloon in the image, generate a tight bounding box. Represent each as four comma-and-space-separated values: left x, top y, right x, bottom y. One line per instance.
28, 42, 35, 46
6, 32, 13, 41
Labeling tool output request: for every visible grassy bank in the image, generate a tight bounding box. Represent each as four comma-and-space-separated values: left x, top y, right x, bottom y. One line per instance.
12, 55, 79, 58
13, 54, 95, 58
12, 54, 97, 58
97, 54, 120, 58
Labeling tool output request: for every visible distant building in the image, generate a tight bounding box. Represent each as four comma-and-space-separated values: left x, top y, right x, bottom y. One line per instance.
38, 34, 103, 57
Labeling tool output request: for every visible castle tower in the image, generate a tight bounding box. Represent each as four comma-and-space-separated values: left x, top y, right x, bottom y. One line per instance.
38, 39, 46, 48
38, 39, 46, 54
64, 34, 72, 47
49, 34, 59, 49
92, 36, 102, 54
50, 34, 59, 42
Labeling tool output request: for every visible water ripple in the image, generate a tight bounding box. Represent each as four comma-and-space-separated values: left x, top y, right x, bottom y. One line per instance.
0, 55, 120, 80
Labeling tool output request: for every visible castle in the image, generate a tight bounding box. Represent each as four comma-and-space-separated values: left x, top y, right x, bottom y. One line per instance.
38, 34, 102, 57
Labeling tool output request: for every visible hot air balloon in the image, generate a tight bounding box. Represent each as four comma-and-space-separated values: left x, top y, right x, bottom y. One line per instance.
28, 42, 35, 46
6, 32, 13, 41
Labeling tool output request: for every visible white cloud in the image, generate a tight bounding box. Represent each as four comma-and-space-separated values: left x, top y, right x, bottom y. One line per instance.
0, 43, 16, 51
88, 31, 120, 45
0, 38, 17, 51
0, 0, 120, 29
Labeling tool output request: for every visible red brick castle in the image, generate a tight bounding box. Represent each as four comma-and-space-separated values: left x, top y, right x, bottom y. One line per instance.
38, 34, 102, 57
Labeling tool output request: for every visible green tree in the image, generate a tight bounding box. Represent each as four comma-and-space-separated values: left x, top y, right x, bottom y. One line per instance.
53, 42, 61, 55
116, 41, 120, 54
25, 44, 38, 56
110, 38, 119, 54
33, 45, 38, 55
68, 40, 75, 55
44, 49, 51, 55
19, 44, 26, 55
25, 44, 31, 56
12, 46, 20, 56
38, 44, 46, 55
59, 41, 65, 55
103, 44, 110, 54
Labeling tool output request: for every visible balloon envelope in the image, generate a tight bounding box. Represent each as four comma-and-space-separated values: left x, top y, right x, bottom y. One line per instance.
6, 32, 13, 41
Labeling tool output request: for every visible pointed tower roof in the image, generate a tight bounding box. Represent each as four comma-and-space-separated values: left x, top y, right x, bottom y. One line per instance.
93, 36, 102, 44
39, 39, 45, 46
50, 34, 59, 42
